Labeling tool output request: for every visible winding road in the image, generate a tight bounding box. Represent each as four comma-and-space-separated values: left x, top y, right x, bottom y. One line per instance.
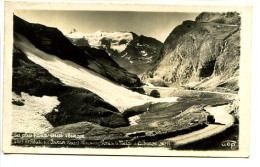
166, 104, 235, 146
143, 85, 237, 147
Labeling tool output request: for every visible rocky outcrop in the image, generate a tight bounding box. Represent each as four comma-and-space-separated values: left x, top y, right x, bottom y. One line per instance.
14, 15, 142, 87
67, 30, 163, 74
195, 12, 241, 25
12, 45, 129, 128
142, 12, 240, 91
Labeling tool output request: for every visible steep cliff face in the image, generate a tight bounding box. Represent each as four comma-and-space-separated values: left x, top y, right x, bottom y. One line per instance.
67, 31, 163, 75
143, 12, 240, 91
14, 15, 142, 87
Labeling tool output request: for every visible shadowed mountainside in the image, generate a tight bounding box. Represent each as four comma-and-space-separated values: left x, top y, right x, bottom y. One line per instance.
14, 15, 142, 88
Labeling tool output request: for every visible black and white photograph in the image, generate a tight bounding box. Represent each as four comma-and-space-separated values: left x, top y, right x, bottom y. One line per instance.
2, 2, 251, 157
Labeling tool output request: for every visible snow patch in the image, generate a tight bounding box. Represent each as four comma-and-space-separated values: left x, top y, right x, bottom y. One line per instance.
121, 53, 127, 58
128, 115, 140, 126
111, 44, 127, 53
12, 92, 59, 133
141, 50, 148, 57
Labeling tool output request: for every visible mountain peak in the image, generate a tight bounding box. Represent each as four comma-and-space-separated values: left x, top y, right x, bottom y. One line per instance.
69, 29, 77, 34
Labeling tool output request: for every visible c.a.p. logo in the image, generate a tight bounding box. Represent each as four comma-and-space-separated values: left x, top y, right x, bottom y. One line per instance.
221, 140, 238, 150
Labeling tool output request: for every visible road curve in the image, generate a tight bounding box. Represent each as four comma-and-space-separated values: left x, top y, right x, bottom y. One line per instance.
165, 104, 234, 146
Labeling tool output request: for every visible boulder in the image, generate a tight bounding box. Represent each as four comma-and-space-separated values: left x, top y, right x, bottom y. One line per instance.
150, 90, 160, 98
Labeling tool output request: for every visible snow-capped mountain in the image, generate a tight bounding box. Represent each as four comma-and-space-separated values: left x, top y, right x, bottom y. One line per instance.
67, 30, 163, 75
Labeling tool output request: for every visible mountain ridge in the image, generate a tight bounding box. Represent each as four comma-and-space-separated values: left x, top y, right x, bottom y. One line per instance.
67, 30, 163, 74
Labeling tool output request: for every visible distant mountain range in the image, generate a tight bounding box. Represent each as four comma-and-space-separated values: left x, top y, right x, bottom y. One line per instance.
67, 30, 163, 75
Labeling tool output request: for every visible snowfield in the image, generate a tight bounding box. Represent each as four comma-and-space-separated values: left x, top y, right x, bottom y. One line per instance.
12, 93, 59, 133
67, 30, 133, 53
15, 34, 178, 112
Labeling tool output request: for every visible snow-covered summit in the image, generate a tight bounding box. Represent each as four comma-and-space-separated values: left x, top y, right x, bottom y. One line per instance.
67, 30, 133, 52
67, 30, 163, 75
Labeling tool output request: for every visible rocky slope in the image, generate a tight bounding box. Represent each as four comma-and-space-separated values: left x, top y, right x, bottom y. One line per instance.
142, 12, 240, 91
12, 15, 149, 128
12, 44, 129, 128
67, 30, 163, 75
14, 15, 142, 88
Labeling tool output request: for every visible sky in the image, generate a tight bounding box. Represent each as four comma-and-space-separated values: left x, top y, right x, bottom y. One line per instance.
14, 10, 198, 42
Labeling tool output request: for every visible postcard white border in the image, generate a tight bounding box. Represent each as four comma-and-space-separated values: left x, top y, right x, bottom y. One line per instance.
2, 1, 252, 157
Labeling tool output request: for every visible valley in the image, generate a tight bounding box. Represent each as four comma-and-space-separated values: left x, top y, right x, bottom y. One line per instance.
11, 12, 240, 150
